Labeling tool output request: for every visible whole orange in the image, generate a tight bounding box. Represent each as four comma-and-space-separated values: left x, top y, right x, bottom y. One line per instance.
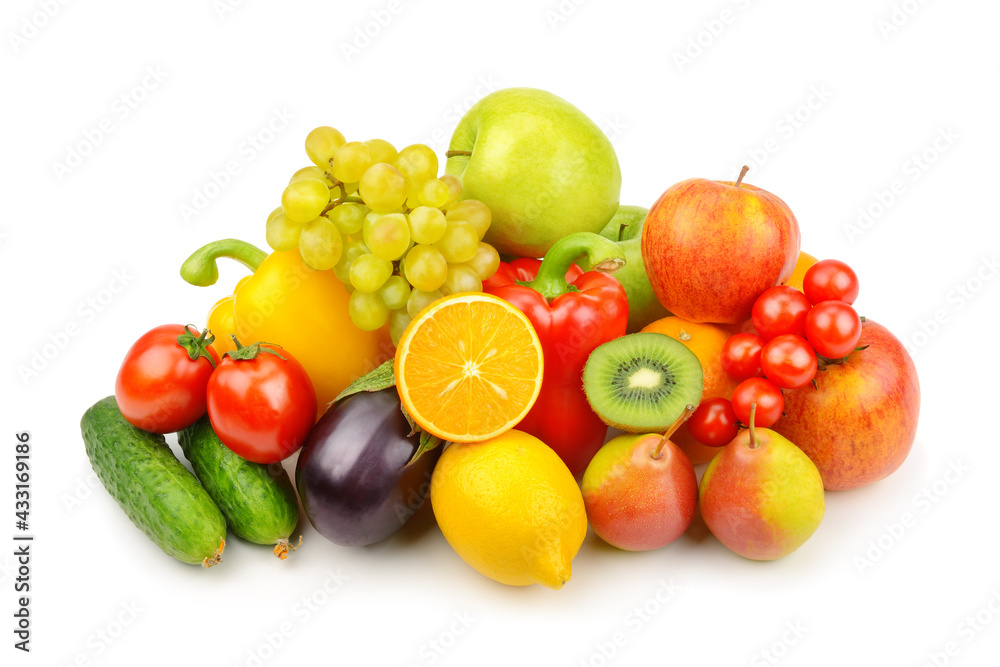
783, 251, 819, 292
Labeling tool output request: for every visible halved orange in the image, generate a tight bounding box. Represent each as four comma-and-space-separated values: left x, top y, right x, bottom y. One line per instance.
394, 293, 544, 443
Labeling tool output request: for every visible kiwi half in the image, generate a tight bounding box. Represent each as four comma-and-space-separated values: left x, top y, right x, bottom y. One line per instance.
583, 332, 704, 432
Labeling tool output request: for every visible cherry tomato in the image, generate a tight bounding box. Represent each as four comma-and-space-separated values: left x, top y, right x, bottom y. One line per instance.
721, 333, 764, 380
207, 342, 317, 464
687, 398, 740, 447
760, 334, 818, 389
731, 378, 784, 428
805, 301, 863, 359
803, 259, 859, 305
751, 286, 812, 340
115, 324, 219, 433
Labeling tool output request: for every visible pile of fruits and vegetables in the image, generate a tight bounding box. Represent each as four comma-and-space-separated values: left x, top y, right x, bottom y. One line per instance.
81, 87, 920, 587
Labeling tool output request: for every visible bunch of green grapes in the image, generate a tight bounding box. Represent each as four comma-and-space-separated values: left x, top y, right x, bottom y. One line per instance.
264, 126, 501, 342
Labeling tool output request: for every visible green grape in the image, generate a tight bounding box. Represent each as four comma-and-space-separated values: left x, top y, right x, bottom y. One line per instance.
327, 202, 369, 236
343, 181, 359, 195
289, 166, 330, 185
266, 212, 304, 252
305, 127, 346, 168
446, 199, 492, 239
365, 139, 398, 165
332, 142, 374, 183
333, 241, 369, 284
282, 178, 331, 223
380, 276, 411, 311
389, 309, 412, 346
440, 174, 462, 207
349, 290, 390, 331
406, 288, 444, 319
362, 211, 384, 243
440, 264, 483, 296
419, 179, 450, 208
299, 217, 344, 271
266, 206, 284, 224
394, 144, 438, 184
366, 213, 410, 261
403, 244, 448, 292
461, 242, 502, 280
359, 163, 408, 213
349, 253, 393, 293
408, 206, 448, 244
434, 220, 479, 263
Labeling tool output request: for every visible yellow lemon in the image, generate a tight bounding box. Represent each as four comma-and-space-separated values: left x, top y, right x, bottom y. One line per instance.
430, 429, 587, 590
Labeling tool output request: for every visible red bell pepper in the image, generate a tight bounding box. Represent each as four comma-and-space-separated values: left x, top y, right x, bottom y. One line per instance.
483, 232, 629, 477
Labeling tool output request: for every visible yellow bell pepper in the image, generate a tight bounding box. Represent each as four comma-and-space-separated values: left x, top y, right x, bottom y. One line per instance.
181, 239, 394, 416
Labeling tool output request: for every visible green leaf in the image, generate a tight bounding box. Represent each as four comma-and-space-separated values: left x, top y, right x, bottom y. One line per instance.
400, 404, 418, 436
407, 432, 443, 467
334, 359, 395, 403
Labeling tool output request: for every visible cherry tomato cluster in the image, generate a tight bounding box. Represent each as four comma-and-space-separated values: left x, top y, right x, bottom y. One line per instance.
115, 324, 317, 464
687, 259, 862, 447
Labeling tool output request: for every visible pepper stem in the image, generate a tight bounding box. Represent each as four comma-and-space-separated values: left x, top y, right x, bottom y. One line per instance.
180, 239, 268, 287
527, 232, 626, 301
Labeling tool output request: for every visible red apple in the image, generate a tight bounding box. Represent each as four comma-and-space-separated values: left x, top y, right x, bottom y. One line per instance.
641, 168, 800, 324
582, 433, 697, 551
773, 320, 919, 490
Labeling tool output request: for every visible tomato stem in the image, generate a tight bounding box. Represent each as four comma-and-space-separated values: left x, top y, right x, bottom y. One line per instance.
176, 325, 217, 369
226, 336, 287, 362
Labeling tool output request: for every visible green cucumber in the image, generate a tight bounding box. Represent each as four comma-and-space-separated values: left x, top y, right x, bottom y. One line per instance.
81, 396, 227, 567
179, 416, 301, 558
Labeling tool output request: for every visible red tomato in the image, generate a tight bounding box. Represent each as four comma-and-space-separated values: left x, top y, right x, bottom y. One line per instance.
761, 334, 818, 389
115, 324, 219, 433
751, 286, 812, 340
721, 333, 764, 380
731, 378, 784, 428
803, 259, 860, 305
207, 342, 317, 464
687, 398, 740, 447
805, 301, 863, 359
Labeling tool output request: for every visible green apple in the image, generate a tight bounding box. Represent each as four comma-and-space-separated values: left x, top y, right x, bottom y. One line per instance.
581, 205, 670, 333
445, 88, 621, 258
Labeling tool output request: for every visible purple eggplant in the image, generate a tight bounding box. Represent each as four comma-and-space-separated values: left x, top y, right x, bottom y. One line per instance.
295, 389, 440, 546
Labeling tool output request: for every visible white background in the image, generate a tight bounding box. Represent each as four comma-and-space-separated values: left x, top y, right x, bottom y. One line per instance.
2, 1, 998, 666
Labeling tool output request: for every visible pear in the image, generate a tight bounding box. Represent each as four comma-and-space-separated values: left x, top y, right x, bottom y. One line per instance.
699, 406, 824, 560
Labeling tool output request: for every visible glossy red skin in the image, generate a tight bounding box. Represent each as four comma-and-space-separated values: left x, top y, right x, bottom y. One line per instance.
206, 347, 317, 464
731, 378, 784, 427
803, 259, 859, 305
688, 398, 740, 447
641, 178, 800, 324
115, 324, 218, 433
484, 259, 628, 477
721, 333, 764, 380
752, 286, 812, 340
761, 334, 818, 389
805, 301, 862, 358
584, 435, 697, 551
774, 320, 920, 490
